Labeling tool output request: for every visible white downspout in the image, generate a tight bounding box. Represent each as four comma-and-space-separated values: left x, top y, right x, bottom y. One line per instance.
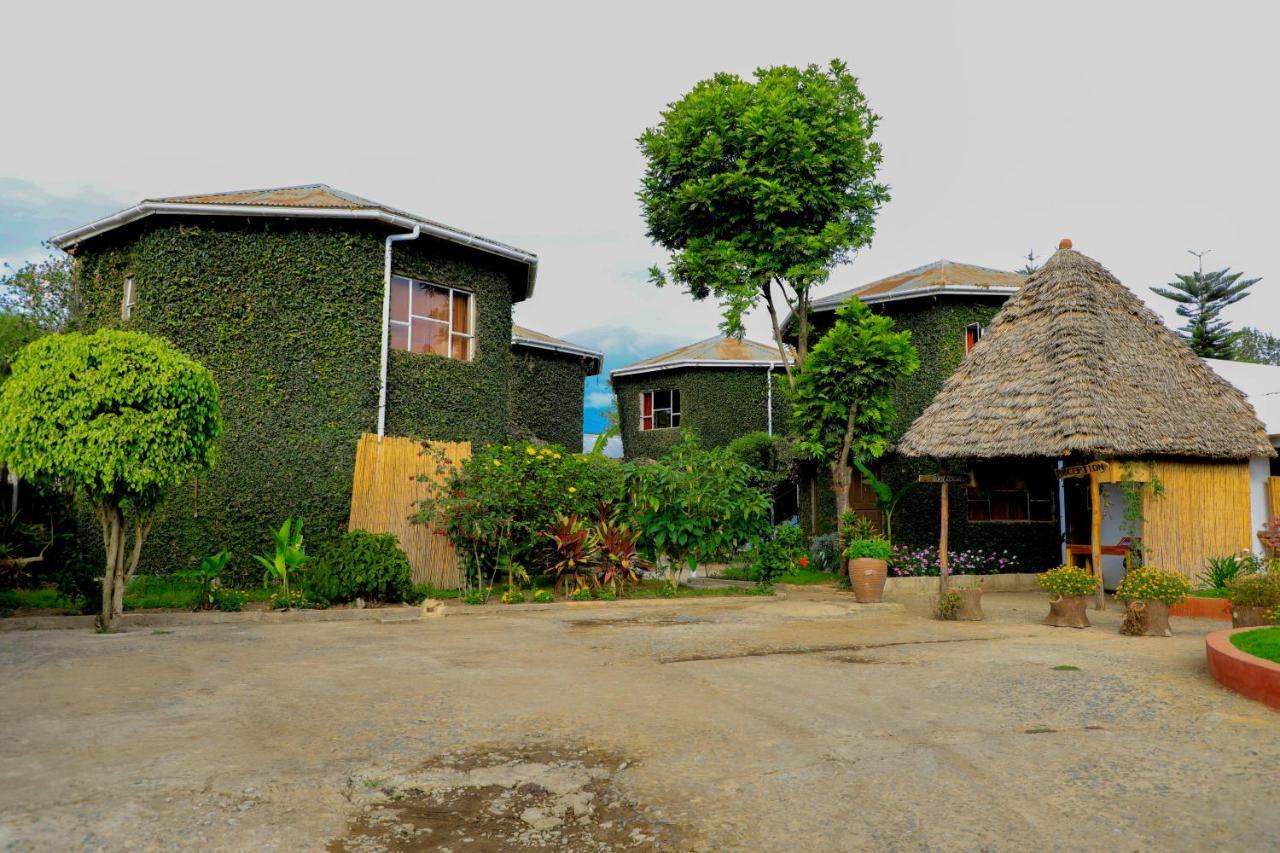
377, 227, 421, 440
766, 363, 775, 436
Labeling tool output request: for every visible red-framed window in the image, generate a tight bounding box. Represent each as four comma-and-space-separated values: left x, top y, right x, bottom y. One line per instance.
964, 322, 986, 355
640, 388, 680, 431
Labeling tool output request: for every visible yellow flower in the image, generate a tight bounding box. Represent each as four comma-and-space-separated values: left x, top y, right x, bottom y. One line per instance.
493, 459, 502, 467
526, 446, 536, 456
552, 453, 561, 459
567, 486, 577, 493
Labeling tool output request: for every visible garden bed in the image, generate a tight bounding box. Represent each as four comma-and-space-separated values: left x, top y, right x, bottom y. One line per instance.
1205, 627, 1280, 710
1170, 594, 1232, 621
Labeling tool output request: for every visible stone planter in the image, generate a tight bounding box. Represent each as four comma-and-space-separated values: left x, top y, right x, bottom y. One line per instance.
1231, 605, 1273, 629
955, 587, 984, 621
1042, 595, 1090, 628
1120, 599, 1172, 637
849, 558, 888, 604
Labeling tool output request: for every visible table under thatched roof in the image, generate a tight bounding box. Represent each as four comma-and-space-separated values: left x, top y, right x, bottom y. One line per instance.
897, 243, 1275, 460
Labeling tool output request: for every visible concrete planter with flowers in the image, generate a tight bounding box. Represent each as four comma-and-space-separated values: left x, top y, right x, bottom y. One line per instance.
1115, 566, 1192, 637
1037, 565, 1099, 628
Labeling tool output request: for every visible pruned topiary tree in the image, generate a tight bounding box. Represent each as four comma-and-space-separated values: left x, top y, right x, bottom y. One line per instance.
0, 329, 221, 631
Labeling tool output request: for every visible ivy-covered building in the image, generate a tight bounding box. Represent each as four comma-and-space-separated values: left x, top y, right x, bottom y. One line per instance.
788, 260, 1070, 570
51, 184, 601, 574
611, 335, 789, 460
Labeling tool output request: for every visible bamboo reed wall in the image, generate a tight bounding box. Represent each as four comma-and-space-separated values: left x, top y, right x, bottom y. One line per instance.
1141, 460, 1252, 580
1269, 476, 1280, 519
348, 433, 470, 588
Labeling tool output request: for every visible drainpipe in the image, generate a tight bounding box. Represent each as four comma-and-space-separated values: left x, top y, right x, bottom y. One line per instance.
377, 227, 421, 440
1057, 458, 1067, 564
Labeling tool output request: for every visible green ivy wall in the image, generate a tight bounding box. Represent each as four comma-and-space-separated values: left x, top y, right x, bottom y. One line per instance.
799, 297, 1061, 570
508, 348, 595, 449
614, 366, 789, 460
72, 217, 568, 581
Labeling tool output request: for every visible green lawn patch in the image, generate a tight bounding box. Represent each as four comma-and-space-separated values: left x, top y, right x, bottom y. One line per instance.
0, 587, 74, 614
715, 566, 837, 586
1231, 626, 1280, 665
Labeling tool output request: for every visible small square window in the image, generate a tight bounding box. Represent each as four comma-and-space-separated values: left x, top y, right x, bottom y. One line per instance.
387, 276, 473, 361
640, 388, 681, 431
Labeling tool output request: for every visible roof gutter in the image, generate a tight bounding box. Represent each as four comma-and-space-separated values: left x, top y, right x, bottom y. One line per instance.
511, 336, 604, 375
378, 226, 421, 440
609, 358, 787, 381
50, 202, 540, 299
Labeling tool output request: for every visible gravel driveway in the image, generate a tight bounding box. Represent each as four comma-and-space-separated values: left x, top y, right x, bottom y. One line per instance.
2, 589, 1276, 851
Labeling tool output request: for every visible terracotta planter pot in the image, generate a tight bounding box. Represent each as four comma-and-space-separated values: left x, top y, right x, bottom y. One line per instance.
1232, 605, 1273, 629
1042, 595, 1091, 628
849, 558, 888, 604
1120, 599, 1172, 636
955, 587, 984, 621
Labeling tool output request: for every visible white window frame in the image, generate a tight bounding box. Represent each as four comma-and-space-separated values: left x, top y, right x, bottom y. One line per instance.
964, 322, 986, 355
640, 388, 681, 431
388, 275, 475, 361
122, 276, 136, 321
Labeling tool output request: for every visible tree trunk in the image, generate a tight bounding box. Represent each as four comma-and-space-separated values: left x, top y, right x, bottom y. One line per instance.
96, 503, 124, 633
762, 282, 795, 390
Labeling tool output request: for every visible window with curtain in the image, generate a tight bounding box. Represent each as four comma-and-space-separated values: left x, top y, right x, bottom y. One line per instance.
641, 388, 681, 430
967, 463, 1056, 522
388, 275, 473, 360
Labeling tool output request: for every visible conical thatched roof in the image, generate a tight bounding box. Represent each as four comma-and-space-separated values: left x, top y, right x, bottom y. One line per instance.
898, 244, 1275, 460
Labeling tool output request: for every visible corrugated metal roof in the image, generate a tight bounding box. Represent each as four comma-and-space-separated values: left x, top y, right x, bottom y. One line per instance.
152, 185, 372, 209
810, 260, 1026, 312
610, 335, 785, 381
511, 325, 603, 374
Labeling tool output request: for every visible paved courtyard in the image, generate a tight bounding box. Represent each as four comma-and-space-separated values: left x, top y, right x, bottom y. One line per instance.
2, 589, 1278, 851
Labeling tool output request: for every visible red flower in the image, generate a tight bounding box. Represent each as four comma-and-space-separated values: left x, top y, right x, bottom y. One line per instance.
798, 557, 808, 567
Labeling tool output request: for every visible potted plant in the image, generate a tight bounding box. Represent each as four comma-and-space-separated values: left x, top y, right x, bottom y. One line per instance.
1036, 565, 1098, 628
936, 583, 984, 621
845, 534, 892, 603
1227, 573, 1280, 628
1115, 566, 1191, 636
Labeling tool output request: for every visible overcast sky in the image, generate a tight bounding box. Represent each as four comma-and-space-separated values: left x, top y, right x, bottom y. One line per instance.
3, 0, 1277, 361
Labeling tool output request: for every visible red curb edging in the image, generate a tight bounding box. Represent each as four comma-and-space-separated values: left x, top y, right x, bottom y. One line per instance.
1172, 596, 1232, 621
1206, 627, 1280, 710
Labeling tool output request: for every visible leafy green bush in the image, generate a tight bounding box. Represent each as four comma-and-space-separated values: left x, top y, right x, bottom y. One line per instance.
212, 588, 245, 612
808, 534, 840, 573
177, 551, 231, 610
1116, 566, 1192, 605
306, 530, 413, 604
1228, 573, 1280, 608
846, 537, 891, 561
500, 588, 526, 604
1037, 565, 1098, 598
532, 588, 555, 603
936, 590, 962, 620
570, 587, 593, 601
417, 441, 626, 581
752, 524, 809, 587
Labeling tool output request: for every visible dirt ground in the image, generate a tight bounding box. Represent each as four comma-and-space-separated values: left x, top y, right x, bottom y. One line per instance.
2, 588, 1278, 852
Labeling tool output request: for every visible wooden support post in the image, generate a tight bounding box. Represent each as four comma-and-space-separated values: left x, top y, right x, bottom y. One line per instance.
939, 480, 950, 594
1089, 469, 1104, 611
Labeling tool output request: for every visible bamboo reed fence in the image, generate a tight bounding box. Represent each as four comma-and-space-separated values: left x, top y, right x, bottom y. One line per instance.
1269, 476, 1279, 519
1141, 460, 1252, 580
348, 433, 470, 588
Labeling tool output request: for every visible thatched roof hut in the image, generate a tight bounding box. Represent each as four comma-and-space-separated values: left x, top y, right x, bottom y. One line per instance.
898, 243, 1275, 461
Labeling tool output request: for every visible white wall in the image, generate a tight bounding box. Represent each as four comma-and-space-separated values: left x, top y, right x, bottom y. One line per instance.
1099, 484, 1129, 589
1249, 455, 1273, 554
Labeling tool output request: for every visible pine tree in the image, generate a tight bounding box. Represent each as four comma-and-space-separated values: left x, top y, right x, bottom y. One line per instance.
1016, 250, 1039, 275
1150, 256, 1260, 358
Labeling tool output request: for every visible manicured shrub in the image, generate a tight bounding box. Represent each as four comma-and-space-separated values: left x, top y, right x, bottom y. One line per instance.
846, 536, 892, 561
307, 530, 413, 604
1115, 566, 1192, 606
1037, 565, 1098, 598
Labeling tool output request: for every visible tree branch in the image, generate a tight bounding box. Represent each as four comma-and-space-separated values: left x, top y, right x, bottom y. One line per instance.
762, 280, 796, 389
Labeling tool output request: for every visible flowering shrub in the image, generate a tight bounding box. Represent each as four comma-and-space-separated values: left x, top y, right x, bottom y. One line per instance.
751, 523, 809, 586
1115, 566, 1192, 605
416, 441, 626, 581
888, 545, 1022, 577
1228, 573, 1280, 608
1037, 565, 1098, 598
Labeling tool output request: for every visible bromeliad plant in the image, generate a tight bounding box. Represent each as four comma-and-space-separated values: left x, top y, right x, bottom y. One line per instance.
177, 550, 232, 610
595, 514, 649, 593
254, 517, 307, 599
1115, 566, 1192, 606
1037, 565, 1099, 598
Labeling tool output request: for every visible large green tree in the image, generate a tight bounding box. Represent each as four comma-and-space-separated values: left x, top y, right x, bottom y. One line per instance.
0, 330, 221, 631
0, 253, 76, 332
638, 60, 888, 386
1150, 265, 1260, 358
792, 298, 917, 534
1233, 326, 1280, 366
